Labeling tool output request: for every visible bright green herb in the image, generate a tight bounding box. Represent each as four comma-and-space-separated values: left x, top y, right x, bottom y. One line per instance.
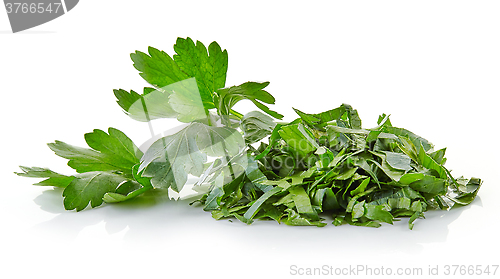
16, 37, 482, 229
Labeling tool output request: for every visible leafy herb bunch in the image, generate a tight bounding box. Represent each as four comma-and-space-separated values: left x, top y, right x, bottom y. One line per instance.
16, 38, 481, 229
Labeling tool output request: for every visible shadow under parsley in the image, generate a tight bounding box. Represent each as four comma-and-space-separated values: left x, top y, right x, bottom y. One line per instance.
31, 188, 482, 255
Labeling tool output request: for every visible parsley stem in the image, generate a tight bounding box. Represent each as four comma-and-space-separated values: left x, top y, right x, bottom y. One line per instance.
229, 109, 243, 119
140, 96, 155, 138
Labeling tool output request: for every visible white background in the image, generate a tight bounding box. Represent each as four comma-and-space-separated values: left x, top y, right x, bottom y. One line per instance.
1, 1, 499, 278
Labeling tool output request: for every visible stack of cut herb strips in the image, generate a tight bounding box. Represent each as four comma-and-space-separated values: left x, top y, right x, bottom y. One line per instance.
196, 104, 482, 229
16, 38, 481, 229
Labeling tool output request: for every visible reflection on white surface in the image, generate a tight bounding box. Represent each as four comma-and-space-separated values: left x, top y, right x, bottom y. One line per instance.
31, 186, 482, 255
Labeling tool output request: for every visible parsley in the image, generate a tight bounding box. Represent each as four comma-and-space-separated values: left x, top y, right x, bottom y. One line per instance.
16, 38, 482, 229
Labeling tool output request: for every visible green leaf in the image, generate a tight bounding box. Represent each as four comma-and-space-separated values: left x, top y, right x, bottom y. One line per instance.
15, 166, 74, 188
315, 146, 335, 169
353, 156, 381, 187
350, 177, 370, 196
84, 127, 143, 166
428, 148, 447, 165
409, 176, 447, 195
273, 192, 295, 207
254, 123, 283, 160
411, 200, 424, 212
312, 188, 327, 209
131, 46, 189, 91
322, 188, 341, 210
293, 105, 347, 127
245, 157, 274, 192
125, 78, 213, 124
352, 200, 366, 219
203, 174, 225, 211
387, 197, 411, 210
63, 171, 130, 211
102, 181, 149, 203
289, 186, 318, 219
384, 127, 433, 152
292, 108, 321, 125
103, 164, 155, 203
332, 216, 346, 226
125, 87, 178, 122
283, 208, 326, 227
347, 187, 377, 212
346, 217, 382, 228
377, 113, 392, 127
334, 167, 358, 180
399, 173, 426, 185
254, 204, 282, 222
396, 136, 419, 163
418, 145, 447, 179
240, 111, 276, 144
242, 186, 282, 222
383, 151, 412, 171
278, 123, 319, 156
408, 211, 424, 230
113, 87, 155, 113
399, 172, 445, 191
204, 172, 245, 211
216, 81, 283, 119
366, 130, 382, 142
48, 141, 114, 173
284, 168, 316, 186
368, 152, 405, 182
131, 163, 153, 188
167, 77, 208, 123
344, 104, 362, 129
364, 204, 394, 224
447, 177, 482, 206
139, 123, 245, 192
173, 38, 228, 109
48, 128, 141, 174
